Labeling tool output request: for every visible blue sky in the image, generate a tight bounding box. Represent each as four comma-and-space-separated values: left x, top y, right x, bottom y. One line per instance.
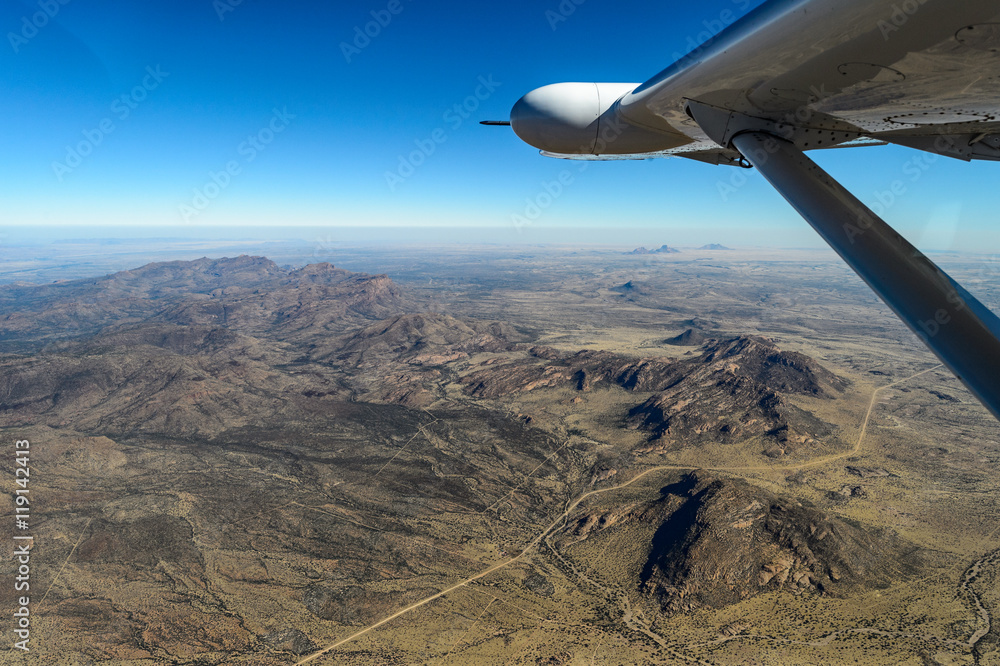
0, 0, 997, 251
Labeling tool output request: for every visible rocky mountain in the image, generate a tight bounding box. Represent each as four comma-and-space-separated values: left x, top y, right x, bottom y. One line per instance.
0, 258, 408, 436
565, 472, 920, 614
462, 335, 848, 453
322, 312, 528, 366
0, 254, 934, 664
641, 472, 919, 612
627, 337, 847, 453
0, 256, 402, 349
0, 322, 330, 438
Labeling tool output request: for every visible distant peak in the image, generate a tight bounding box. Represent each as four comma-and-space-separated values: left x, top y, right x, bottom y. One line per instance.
292, 263, 342, 275
628, 245, 680, 255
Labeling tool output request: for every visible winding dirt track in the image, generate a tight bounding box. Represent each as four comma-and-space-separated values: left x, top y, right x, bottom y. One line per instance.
295, 365, 943, 665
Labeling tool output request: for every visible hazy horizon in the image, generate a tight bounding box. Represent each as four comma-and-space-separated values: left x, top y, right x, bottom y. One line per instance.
2, 225, 999, 255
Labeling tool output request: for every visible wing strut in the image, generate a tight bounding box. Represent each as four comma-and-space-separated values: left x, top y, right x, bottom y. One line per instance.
730, 132, 1000, 420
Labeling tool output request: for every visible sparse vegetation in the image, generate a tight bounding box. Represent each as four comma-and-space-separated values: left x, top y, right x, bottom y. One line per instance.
0, 246, 997, 665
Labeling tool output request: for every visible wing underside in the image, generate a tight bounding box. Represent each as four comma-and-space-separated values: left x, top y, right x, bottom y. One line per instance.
616, 0, 1000, 163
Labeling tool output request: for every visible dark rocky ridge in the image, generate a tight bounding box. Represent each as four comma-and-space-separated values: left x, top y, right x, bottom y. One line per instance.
462, 336, 848, 452
323, 312, 528, 365
628, 336, 847, 452
566, 472, 921, 614
640, 473, 919, 612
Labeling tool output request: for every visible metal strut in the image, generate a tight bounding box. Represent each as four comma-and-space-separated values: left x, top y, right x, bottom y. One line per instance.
731, 131, 1000, 421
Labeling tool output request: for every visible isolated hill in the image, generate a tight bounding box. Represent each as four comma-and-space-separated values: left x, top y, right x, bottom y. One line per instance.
663, 328, 711, 346
566, 471, 920, 614
699, 244, 731, 250
611, 280, 653, 297
463, 336, 844, 397
641, 472, 919, 611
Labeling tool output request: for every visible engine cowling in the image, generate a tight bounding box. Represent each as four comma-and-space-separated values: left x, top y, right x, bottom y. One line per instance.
510, 82, 686, 155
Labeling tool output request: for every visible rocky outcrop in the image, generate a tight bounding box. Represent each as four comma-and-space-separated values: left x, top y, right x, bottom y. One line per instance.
565, 472, 920, 614
625, 337, 845, 450
327, 313, 525, 365
462, 335, 846, 451
639, 473, 918, 613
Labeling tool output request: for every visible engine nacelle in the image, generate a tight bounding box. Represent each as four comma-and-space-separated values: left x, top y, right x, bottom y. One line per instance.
510, 82, 685, 155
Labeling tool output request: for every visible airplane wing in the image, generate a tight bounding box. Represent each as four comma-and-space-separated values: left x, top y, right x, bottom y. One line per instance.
496, 0, 1000, 420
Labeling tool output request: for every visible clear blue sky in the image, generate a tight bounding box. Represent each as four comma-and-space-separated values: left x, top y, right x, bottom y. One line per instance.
0, 0, 997, 251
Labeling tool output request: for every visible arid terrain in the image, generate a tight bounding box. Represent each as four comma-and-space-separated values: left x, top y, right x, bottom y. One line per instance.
0, 244, 998, 665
